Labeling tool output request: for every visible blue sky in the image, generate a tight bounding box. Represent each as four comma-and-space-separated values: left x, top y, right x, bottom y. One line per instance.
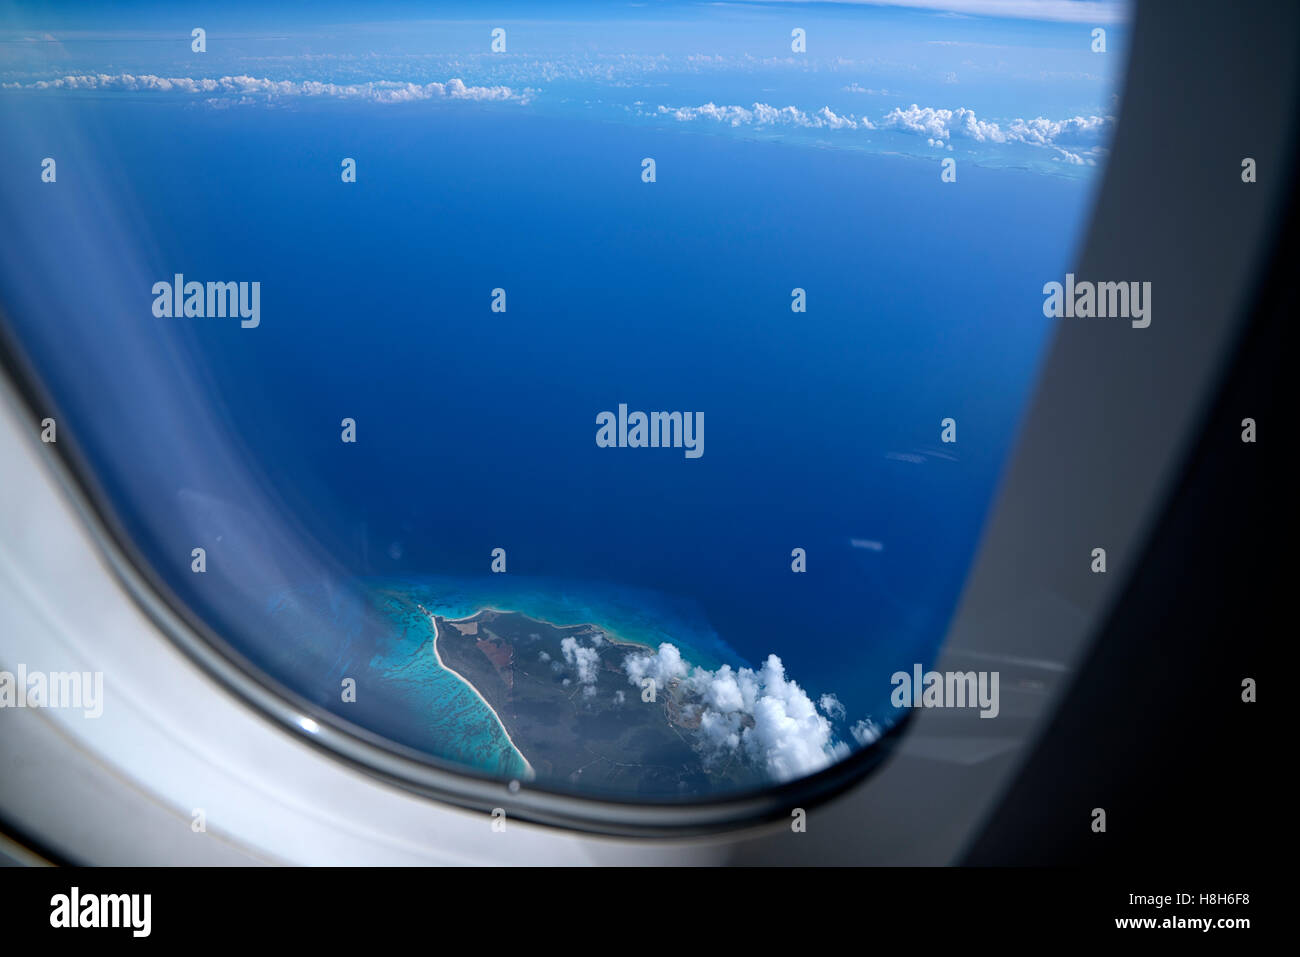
1, 0, 1129, 175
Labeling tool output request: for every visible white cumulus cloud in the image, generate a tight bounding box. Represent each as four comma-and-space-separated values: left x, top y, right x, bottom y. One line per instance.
624, 645, 871, 783
651, 97, 1111, 166
623, 642, 690, 688
819, 693, 847, 720
851, 717, 883, 746
560, 636, 601, 686
881, 102, 1113, 164
656, 101, 873, 131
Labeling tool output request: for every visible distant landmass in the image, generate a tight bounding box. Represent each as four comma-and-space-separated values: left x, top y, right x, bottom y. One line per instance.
420, 604, 764, 797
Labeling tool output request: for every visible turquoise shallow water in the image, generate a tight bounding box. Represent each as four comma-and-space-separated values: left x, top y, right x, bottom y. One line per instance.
365, 591, 532, 780
360, 574, 741, 778
373, 574, 742, 669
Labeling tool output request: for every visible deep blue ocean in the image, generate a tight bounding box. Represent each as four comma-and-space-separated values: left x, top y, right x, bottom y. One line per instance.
0, 94, 1090, 787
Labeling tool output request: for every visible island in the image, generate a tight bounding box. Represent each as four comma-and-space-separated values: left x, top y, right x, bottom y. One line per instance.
415, 604, 762, 798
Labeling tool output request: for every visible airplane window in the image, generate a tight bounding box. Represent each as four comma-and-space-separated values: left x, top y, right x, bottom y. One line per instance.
0, 1, 1129, 807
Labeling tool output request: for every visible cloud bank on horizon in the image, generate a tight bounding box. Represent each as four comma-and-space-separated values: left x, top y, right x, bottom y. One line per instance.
2, 71, 1115, 167
0, 72, 529, 104
0, 0, 1127, 175
655, 98, 1112, 165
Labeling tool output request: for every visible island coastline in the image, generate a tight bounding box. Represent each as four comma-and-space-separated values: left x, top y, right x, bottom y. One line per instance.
420, 603, 537, 780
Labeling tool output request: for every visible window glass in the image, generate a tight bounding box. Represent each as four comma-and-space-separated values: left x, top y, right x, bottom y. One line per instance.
0, 1, 1128, 801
